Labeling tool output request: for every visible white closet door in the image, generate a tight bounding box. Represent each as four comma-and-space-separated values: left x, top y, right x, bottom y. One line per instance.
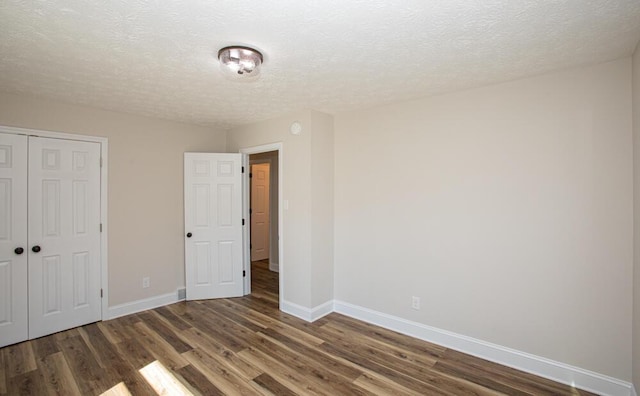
28, 137, 101, 339
0, 133, 28, 348
184, 153, 244, 300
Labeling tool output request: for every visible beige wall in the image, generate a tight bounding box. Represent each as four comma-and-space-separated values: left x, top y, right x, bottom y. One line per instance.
227, 110, 334, 310
334, 58, 633, 380
310, 111, 334, 307
0, 92, 226, 306
633, 41, 640, 391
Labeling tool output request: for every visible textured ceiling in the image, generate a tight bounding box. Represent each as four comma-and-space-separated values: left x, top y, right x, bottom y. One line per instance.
1, 1, 639, 129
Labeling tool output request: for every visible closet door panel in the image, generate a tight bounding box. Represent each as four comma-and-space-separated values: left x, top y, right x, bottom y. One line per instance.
28, 137, 101, 339
0, 133, 28, 348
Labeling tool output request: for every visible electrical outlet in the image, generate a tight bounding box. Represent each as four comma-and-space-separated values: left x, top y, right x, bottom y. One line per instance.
412, 296, 420, 310
142, 277, 150, 288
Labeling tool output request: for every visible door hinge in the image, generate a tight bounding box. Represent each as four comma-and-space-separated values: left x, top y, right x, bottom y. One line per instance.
249, 208, 252, 215
100, 289, 103, 298
249, 172, 253, 178
242, 166, 245, 173
99, 223, 103, 232
242, 218, 245, 225
250, 243, 252, 249
243, 270, 246, 277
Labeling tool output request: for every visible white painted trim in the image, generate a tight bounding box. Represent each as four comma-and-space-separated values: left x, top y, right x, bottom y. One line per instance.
310, 300, 334, 321
106, 291, 183, 320
281, 299, 334, 322
333, 300, 634, 396
0, 125, 109, 322
269, 261, 279, 272
240, 143, 283, 311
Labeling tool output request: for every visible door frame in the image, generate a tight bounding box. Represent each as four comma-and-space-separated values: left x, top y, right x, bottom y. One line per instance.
0, 125, 109, 320
239, 143, 283, 308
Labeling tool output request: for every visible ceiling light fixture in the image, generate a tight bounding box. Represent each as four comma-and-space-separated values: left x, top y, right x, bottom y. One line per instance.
217, 46, 263, 80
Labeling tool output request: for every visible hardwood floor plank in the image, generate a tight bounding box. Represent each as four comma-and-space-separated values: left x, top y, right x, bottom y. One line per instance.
57, 335, 111, 395
321, 320, 439, 368
237, 347, 333, 396
251, 372, 298, 396
328, 312, 446, 358
353, 371, 425, 396
175, 364, 225, 396
6, 367, 48, 396
180, 327, 262, 380
80, 323, 157, 395
318, 341, 450, 395
137, 311, 193, 353
250, 333, 374, 395
38, 351, 83, 395
182, 348, 263, 395
129, 321, 190, 370
0, 350, 6, 395
2, 342, 36, 379
154, 305, 192, 331
113, 337, 155, 370
257, 327, 363, 381
31, 335, 60, 359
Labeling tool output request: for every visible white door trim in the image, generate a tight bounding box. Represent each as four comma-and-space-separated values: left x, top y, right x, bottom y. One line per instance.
239, 143, 283, 308
0, 125, 109, 321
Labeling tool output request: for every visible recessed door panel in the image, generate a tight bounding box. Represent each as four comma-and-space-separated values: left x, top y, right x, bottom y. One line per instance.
218, 241, 234, 283
73, 251, 90, 308
195, 242, 211, 285
217, 184, 233, 227
73, 181, 88, 235
42, 255, 62, 315
185, 153, 243, 300
42, 180, 61, 238
0, 179, 11, 241
193, 185, 210, 227
0, 133, 27, 348
0, 260, 12, 324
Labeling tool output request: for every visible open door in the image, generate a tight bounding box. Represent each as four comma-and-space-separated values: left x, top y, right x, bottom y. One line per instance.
184, 153, 244, 300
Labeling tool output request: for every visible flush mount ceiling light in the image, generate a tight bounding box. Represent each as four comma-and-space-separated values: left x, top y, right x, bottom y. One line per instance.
217, 46, 263, 80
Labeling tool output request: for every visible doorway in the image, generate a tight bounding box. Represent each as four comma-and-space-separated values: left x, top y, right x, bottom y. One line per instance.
240, 143, 283, 308
248, 151, 279, 303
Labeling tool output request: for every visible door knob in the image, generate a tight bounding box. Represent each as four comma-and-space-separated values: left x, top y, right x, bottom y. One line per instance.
14, 247, 24, 255
31, 245, 41, 253
186, 232, 192, 238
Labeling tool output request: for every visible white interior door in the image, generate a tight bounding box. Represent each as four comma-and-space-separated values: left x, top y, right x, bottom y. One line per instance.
184, 153, 243, 300
250, 163, 270, 261
0, 133, 28, 348
28, 137, 102, 339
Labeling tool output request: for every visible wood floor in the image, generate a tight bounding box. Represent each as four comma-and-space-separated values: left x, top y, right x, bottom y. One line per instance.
0, 259, 595, 395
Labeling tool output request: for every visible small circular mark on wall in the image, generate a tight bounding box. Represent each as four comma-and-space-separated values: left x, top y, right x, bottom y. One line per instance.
290, 121, 302, 135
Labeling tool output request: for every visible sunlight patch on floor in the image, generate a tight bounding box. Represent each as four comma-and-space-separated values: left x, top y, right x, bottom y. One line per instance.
139, 360, 194, 396
99, 382, 132, 396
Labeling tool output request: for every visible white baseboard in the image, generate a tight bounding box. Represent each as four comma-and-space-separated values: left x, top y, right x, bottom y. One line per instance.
280, 299, 334, 322
333, 300, 634, 396
269, 261, 279, 273
106, 291, 183, 320
632, 384, 638, 396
